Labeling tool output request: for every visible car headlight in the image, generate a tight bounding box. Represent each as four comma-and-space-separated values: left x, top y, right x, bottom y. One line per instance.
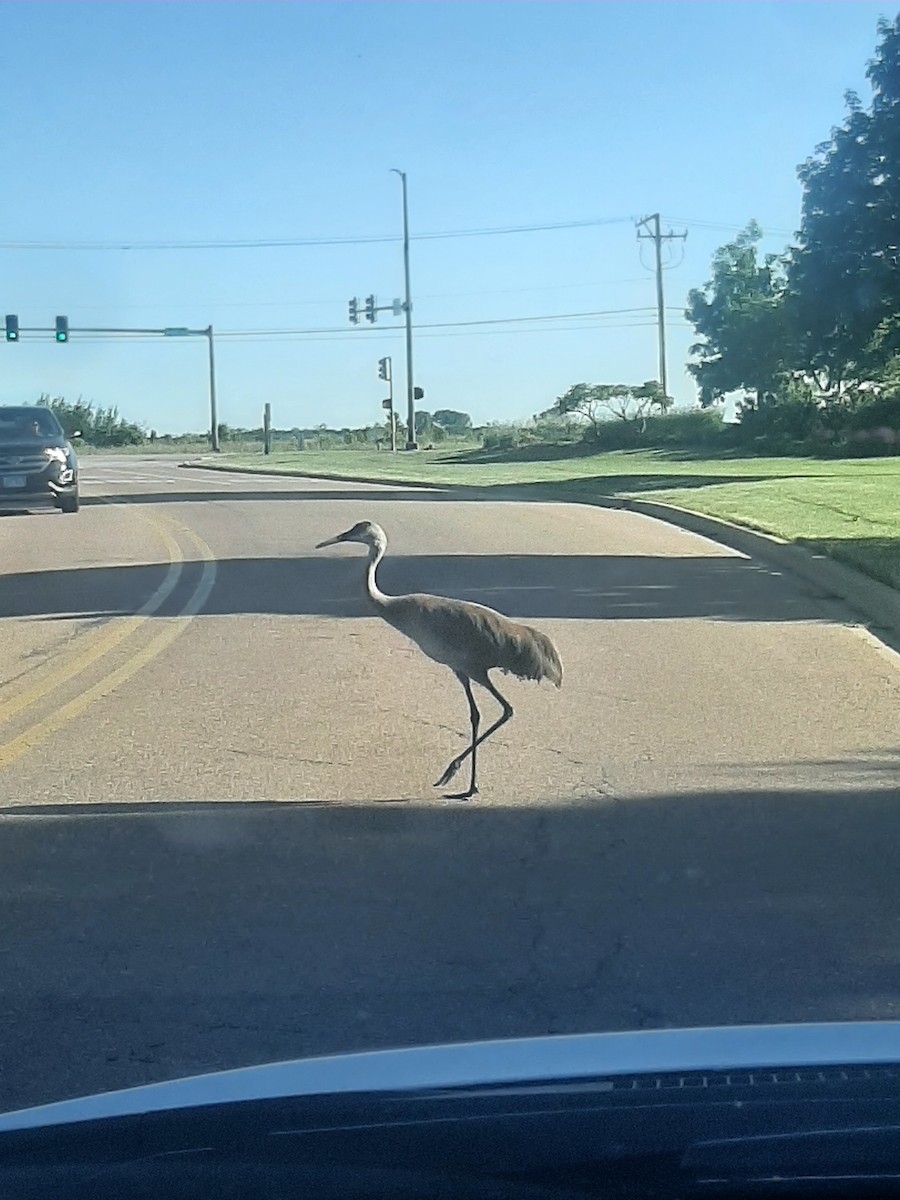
44, 447, 67, 464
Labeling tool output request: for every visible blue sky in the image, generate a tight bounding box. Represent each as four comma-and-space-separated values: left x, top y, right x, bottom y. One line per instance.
0, 1, 892, 433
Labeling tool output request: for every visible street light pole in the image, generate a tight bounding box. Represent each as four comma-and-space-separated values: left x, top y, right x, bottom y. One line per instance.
206, 324, 220, 452
391, 168, 416, 450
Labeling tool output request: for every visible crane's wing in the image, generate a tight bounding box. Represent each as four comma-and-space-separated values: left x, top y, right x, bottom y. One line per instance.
382, 594, 562, 687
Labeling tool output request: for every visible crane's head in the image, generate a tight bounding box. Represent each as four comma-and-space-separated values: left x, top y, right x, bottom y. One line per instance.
316, 520, 387, 552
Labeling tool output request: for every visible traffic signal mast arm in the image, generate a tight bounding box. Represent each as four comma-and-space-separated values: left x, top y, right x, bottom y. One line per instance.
347, 297, 404, 325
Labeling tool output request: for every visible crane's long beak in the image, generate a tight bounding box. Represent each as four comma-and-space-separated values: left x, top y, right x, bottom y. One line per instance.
315, 532, 347, 549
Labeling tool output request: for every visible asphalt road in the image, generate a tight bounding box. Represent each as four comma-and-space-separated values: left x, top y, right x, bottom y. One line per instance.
1, 454, 899, 1110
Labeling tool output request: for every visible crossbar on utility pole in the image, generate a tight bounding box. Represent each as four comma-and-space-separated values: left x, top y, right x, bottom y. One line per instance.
636, 214, 687, 402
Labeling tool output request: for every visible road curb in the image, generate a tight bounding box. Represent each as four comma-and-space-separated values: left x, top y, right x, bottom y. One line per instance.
622, 497, 900, 645
182, 460, 900, 648
181, 460, 444, 491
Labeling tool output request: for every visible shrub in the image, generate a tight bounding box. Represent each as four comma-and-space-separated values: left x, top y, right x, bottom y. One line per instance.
580, 408, 727, 451
644, 408, 726, 446
481, 423, 530, 450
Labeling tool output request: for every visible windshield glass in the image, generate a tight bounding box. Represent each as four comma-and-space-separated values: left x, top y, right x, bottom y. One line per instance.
1, 0, 899, 1141
0, 408, 62, 440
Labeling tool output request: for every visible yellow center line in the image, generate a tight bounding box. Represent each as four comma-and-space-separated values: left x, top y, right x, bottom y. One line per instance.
0, 512, 183, 726
0, 524, 218, 770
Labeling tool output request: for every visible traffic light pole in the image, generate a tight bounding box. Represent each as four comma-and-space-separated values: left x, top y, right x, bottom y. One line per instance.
392, 169, 417, 450
4, 320, 220, 451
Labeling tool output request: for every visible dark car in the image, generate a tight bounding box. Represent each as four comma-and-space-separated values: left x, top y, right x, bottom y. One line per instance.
2, 1023, 900, 1199
0, 406, 80, 514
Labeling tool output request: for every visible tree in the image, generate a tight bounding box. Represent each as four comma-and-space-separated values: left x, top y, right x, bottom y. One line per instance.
433, 409, 472, 435
686, 222, 793, 408
788, 17, 900, 386
547, 381, 671, 438
415, 410, 434, 439
37, 394, 144, 445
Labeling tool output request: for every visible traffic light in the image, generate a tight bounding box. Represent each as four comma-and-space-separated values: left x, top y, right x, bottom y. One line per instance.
377, 356, 390, 381
348, 297, 360, 325
5, 314, 18, 342
413, 386, 424, 400
365, 294, 377, 323
55, 316, 69, 343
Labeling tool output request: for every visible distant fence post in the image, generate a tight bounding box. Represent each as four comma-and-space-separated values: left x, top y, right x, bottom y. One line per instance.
263, 403, 272, 455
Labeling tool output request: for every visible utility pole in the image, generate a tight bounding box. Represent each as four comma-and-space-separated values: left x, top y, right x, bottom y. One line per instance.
636, 214, 687, 402
391, 169, 416, 449
206, 325, 220, 452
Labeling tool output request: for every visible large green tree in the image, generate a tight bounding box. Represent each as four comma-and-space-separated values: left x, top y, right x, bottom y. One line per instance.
686, 222, 792, 408
789, 16, 900, 386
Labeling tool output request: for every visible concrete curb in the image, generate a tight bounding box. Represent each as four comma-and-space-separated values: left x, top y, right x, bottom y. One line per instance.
623, 498, 900, 645
182, 460, 443, 491
182, 460, 900, 650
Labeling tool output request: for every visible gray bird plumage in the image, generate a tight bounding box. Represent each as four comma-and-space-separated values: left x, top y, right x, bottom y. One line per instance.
316, 520, 562, 799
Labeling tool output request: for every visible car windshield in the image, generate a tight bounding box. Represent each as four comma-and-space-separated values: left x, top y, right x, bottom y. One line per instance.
0, 408, 60, 439
2, 0, 900, 1151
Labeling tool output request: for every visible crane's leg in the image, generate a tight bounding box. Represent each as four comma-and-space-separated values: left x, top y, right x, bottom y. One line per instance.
435, 674, 512, 795
441, 673, 480, 800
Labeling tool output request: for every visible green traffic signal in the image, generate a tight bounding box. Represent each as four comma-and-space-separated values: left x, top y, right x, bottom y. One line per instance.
55, 316, 69, 343
5, 315, 18, 342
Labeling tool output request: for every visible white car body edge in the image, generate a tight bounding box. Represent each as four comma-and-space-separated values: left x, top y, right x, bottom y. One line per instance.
1, 1021, 900, 1134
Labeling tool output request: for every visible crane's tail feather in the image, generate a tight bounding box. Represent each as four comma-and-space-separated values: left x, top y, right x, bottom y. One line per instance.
503, 626, 563, 688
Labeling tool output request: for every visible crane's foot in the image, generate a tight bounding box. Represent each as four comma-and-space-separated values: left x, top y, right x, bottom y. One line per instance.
442, 785, 479, 802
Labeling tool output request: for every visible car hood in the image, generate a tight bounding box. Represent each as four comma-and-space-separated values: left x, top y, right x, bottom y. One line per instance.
0, 437, 70, 452
1, 1020, 899, 1133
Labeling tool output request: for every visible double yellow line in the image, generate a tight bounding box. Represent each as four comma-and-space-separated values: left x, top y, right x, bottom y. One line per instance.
0, 508, 217, 770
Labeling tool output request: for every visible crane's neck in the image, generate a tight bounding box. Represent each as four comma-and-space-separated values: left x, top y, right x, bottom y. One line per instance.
365, 539, 389, 609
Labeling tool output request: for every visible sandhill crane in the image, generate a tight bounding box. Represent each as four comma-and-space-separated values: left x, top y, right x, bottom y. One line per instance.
316, 520, 563, 799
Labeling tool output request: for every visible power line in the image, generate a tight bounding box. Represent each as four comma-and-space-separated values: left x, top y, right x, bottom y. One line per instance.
53, 318, 664, 346
667, 216, 796, 239
13, 301, 690, 345
215, 306, 657, 338
401, 320, 663, 340
35, 275, 682, 314
0, 215, 634, 252
149, 322, 662, 345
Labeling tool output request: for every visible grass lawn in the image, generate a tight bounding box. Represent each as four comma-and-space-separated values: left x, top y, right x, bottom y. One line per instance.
198, 445, 900, 590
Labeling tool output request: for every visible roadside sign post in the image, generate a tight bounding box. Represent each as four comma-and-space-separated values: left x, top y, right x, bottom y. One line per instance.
263, 402, 272, 455
378, 357, 394, 452
206, 326, 219, 453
